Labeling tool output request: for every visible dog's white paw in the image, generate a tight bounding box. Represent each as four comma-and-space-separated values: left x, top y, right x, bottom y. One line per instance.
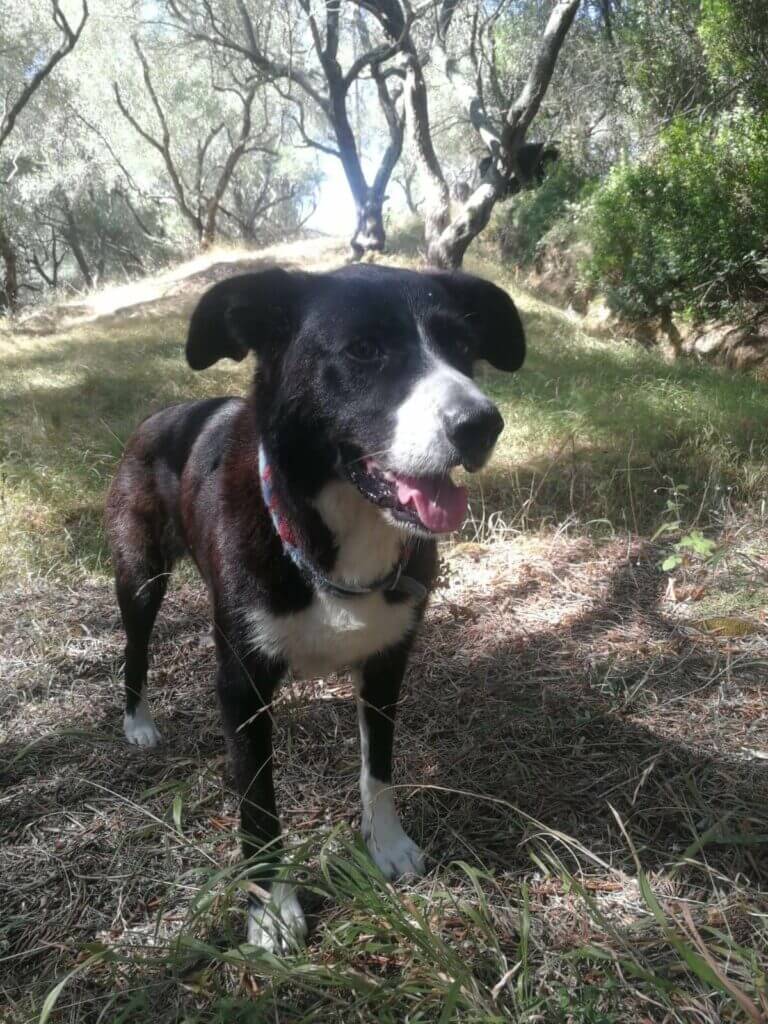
247, 885, 307, 953
123, 700, 161, 748
360, 776, 426, 880
366, 824, 426, 880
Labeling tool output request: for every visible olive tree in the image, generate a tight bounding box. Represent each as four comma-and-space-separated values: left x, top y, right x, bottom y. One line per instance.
358, 0, 581, 268
0, 0, 88, 309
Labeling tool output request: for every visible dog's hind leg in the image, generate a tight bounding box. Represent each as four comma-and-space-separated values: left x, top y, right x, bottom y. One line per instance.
108, 486, 174, 749
356, 643, 426, 880
114, 546, 171, 747
116, 556, 170, 748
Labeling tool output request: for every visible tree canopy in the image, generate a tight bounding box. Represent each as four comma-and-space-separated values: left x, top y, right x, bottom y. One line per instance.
1, 0, 765, 320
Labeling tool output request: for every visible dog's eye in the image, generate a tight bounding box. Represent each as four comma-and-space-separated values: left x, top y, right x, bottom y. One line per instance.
346, 338, 381, 363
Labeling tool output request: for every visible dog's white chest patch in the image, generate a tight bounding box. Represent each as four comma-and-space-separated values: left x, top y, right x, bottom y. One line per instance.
246, 591, 415, 677
246, 479, 417, 676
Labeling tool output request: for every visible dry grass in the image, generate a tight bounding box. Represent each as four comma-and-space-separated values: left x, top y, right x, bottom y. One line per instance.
1, 244, 767, 1022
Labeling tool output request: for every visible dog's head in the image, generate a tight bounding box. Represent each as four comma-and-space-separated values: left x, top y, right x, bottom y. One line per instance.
186, 264, 525, 536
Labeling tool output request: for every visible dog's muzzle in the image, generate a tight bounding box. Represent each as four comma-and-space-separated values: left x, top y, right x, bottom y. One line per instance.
442, 400, 504, 473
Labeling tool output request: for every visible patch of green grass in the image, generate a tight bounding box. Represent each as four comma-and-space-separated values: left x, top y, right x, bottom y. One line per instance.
465, 257, 768, 538
0, 312, 250, 580
4, 263, 767, 580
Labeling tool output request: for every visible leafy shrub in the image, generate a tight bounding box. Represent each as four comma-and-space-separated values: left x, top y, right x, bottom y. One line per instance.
618, 0, 714, 123
385, 213, 425, 257
585, 108, 768, 321
700, 0, 768, 111
492, 160, 594, 266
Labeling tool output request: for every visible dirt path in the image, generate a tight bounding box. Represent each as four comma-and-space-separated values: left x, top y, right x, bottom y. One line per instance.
3, 236, 346, 339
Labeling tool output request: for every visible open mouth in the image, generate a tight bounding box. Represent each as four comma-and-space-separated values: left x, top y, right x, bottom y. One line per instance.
343, 454, 468, 534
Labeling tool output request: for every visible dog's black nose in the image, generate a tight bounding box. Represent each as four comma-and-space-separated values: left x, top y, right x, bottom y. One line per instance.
443, 402, 504, 471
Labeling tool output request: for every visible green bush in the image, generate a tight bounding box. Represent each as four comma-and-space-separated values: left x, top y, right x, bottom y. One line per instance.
700, 0, 768, 111
492, 160, 593, 266
384, 213, 425, 257
585, 108, 768, 321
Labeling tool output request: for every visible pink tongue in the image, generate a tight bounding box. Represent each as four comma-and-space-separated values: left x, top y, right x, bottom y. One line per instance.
395, 474, 468, 533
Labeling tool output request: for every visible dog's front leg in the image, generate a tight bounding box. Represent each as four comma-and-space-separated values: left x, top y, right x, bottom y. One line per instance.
215, 628, 306, 952
356, 642, 426, 879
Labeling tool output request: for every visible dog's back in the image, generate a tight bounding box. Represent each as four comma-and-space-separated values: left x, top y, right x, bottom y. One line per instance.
107, 397, 240, 564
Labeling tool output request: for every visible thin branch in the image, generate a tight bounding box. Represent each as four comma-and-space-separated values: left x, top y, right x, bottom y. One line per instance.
284, 103, 342, 156
370, 65, 405, 200
219, 184, 301, 232
196, 122, 226, 196
31, 249, 55, 286
115, 188, 167, 243
205, 84, 257, 222
343, 5, 415, 89
113, 37, 199, 232
169, 0, 329, 109
71, 108, 144, 194
0, 0, 89, 150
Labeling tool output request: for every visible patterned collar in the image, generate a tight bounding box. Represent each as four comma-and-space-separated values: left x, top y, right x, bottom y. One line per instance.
258, 444, 424, 600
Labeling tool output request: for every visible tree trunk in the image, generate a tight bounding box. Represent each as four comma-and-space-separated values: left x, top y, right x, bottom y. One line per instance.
201, 199, 217, 250
64, 226, 94, 289
0, 219, 19, 313
331, 93, 390, 259
59, 197, 94, 288
199, 88, 255, 252
402, 53, 451, 256
396, 0, 581, 268
399, 168, 421, 216
350, 194, 386, 257
426, 183, 497, 269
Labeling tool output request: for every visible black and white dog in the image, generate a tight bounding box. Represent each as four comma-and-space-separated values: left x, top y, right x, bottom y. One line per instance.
106, 264, 525, 950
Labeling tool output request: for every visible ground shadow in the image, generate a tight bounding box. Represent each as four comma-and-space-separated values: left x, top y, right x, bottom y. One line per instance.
415, 558, 768, 883
2, 544, 766, 1004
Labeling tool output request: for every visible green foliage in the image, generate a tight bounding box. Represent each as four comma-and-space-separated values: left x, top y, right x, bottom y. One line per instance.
699, 0, 768, 110
0, 0, 320, 306
492, 161, 594, 266
384, 213, 425, 257
652, 484, 722, 571
659, 530, 718, 572
488, 1, 768, 330
617, 0, 714, 122
584, 108, 768, 320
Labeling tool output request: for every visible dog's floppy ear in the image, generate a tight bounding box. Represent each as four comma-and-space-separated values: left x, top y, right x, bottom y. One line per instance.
186, 268, 309, 370
431, 271, 526, 372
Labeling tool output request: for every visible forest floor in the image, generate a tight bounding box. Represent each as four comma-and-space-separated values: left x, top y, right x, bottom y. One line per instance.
2, 239, 767, 1023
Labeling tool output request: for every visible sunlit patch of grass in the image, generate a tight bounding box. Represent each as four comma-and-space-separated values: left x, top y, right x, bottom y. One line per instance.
3, 252, 767, 580
0, 315, 249, 582
461, 257, 768, 538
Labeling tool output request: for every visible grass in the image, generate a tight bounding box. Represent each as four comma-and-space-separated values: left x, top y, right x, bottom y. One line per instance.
1, 241, 767, 1022
466, 255, 768, 537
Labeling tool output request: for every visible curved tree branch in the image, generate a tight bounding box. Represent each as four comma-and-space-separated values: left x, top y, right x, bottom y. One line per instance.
202, 84, 258, 245
502, 0, 582, 154
114, 37, 201, 235
0, 0, 89, 150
